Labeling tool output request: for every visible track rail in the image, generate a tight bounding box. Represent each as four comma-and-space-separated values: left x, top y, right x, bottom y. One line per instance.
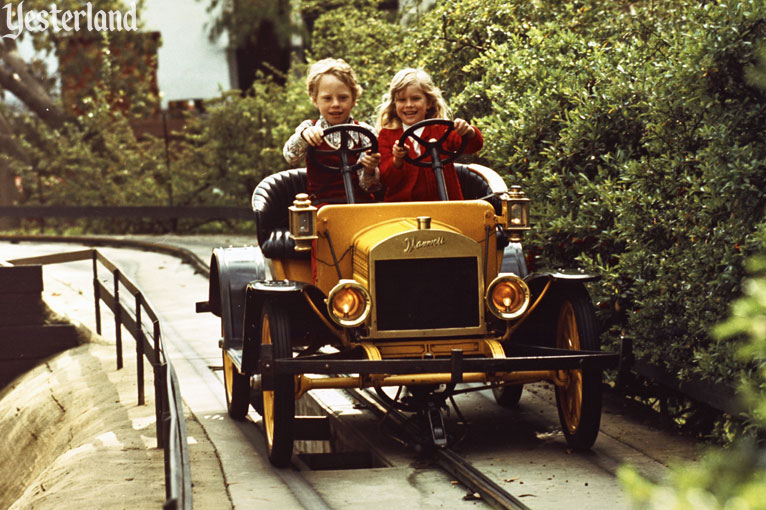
347, 386, 533, 510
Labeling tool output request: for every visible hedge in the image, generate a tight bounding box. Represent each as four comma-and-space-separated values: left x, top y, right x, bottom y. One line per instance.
306, 0, 766, 430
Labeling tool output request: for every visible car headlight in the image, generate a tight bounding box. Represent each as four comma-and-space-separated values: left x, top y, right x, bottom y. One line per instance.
485, 274, 530, 320
327, 279, 372, 327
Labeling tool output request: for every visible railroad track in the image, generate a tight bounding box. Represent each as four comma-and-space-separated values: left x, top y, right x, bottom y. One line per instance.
346, 385, 534, 510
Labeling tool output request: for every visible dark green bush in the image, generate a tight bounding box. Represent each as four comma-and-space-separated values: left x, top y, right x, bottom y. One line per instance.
620, 241, 766, 508
10, 76, 170, 233
435, 0, 766, 426
174, 74, 312, 209
9, 69, 309, 234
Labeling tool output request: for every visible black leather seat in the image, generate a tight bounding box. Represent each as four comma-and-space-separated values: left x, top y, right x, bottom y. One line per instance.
455, 164, 503, 215
251, 168, 310, 259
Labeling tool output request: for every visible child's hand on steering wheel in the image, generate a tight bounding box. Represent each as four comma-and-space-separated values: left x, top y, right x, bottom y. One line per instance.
361, 151, 381, 175
392, 141, 408, 168
453, 118, 476, 138
301, 125, 326, 146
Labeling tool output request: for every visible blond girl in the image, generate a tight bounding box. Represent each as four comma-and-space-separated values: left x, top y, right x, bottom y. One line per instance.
375, 68, 482, 202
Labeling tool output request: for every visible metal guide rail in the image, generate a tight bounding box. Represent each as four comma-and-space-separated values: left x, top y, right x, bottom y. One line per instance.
8, 248, 192, 510
347, 385, 534, 510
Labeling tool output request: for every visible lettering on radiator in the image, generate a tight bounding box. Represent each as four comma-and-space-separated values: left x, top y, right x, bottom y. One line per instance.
403, 236, 445, 253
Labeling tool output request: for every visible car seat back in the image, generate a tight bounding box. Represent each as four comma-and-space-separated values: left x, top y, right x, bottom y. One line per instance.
251, 168, 310, 259
455, 164, 503, 214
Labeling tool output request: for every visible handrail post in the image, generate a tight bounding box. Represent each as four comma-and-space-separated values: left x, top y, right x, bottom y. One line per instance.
136, 293, 145, 406
114, 269, 123, 370
92, 250, 101, 335
154, 320, 165, 448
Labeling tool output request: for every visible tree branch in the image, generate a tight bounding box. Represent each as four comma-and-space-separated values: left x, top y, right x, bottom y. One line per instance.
0, 64, 68, 128
0, 13, 69, 129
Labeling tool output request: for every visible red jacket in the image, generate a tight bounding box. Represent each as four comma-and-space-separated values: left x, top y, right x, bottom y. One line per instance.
378, 123, 483, 202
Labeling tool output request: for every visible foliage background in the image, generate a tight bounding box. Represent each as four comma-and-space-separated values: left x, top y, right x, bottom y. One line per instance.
4, 0, 766, 436
619, 241, 766, 509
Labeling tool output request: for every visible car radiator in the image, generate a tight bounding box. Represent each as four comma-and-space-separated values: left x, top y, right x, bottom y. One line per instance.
374, 256, 480, 332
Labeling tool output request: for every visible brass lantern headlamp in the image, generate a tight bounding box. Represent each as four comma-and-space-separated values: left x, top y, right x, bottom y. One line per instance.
502, 185, 531, 242
288, 193, 318, 251
326, 279, 372, 327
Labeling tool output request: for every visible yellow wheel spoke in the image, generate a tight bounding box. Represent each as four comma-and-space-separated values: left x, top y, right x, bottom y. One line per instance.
261, 314, 275, 447
557, 301, 583, 433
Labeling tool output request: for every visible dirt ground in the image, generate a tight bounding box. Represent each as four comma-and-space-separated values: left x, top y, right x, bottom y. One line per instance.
0, 315, 229, 509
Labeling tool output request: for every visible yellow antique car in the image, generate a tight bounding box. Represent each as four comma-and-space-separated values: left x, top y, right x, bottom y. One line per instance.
197, 121, 619, 467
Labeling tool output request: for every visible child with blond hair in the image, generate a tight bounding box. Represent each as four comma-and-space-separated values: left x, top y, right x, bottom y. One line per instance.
376, 68, 483, 202
283, 58, 380, 205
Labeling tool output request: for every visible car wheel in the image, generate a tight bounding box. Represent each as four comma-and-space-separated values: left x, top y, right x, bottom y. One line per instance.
260, 301, 295, 467
222, 320, 250, 419
492, 384, 523, 408
554, 285, 602, 450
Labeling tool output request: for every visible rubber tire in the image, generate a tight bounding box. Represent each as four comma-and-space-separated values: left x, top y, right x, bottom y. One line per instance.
222, 317, 250, 421
250, 375, 264, 416
554, 285, 603, 450
492, 384, 523, 408
260, 301, 295, 468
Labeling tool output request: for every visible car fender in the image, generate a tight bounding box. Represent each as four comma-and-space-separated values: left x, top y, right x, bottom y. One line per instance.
513, 270, 598, 347
525, 269, 600, 286
241, 280, 334, 374
205, 246, 272, 354
524, 269, 599, 306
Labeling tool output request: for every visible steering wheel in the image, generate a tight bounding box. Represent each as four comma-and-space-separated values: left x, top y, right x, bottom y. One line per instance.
398, 119, 470, 201
308, 123, 378, 173
398, 119, 469, 168
307, 124, 377, 204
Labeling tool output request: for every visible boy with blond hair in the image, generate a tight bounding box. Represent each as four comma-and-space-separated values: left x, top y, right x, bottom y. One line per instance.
283, 58, 380, 205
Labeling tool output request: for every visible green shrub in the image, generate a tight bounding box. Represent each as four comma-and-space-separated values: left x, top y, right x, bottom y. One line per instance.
440, 0, 766, 431
173, 74, 311, 209
619, 242, 766, 509
10, 68, 170, 233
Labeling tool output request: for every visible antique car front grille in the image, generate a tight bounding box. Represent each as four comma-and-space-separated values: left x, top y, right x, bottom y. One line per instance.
374, 257, 480, 331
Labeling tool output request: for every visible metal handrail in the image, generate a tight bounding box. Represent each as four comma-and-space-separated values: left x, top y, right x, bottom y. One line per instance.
0, 205, 252, 220
8, 249, 192, 510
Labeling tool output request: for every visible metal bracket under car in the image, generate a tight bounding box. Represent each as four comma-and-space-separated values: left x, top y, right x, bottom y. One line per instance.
426, 401, 448, 447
